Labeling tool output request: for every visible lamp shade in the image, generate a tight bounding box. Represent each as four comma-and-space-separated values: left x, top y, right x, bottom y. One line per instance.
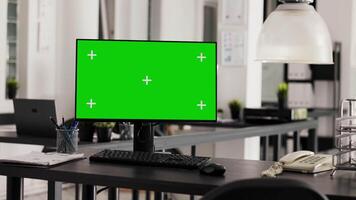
256, 3, 333, 64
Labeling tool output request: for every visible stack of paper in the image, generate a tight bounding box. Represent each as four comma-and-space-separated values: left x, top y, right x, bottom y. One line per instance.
0, 152, 84, 167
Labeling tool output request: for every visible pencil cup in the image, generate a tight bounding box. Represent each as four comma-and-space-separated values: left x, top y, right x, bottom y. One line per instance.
56, 129, 79, 154
119, 124, 134, 140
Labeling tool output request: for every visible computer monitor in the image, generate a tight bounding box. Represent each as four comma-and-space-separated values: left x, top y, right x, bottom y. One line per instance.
75, 39, 217, 122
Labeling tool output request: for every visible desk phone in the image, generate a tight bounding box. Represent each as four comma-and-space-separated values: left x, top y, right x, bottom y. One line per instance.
280, 151, 333, 174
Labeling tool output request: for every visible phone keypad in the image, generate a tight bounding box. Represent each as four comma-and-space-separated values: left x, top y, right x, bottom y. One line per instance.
300, 156, 325, 165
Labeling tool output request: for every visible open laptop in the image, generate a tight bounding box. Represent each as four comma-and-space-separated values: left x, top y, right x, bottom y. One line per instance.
13, 99, 57, 138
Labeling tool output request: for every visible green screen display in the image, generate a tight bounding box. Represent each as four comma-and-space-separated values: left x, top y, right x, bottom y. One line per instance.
75, 39, 217, 121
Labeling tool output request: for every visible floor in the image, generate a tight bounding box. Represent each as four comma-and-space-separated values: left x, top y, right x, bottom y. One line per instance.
26, 186, 144, 200
24, 185, 193, 200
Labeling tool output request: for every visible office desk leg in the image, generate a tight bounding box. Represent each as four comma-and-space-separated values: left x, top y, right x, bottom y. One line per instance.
308, 129, 318, 153
108, 187, 118, 200
154, 192, 162, 200
273, 134, 281, 161
48, 181, 62, 200
132, 190, 139, 200
190, 145, 196, 200
261, 136, 269, 161
75, 184, 80, 200
190, 195, 194, 200
82, 185, 96, 200
293, 131, 301, 151
6, 176, 23, 200
146, 191, 151, 200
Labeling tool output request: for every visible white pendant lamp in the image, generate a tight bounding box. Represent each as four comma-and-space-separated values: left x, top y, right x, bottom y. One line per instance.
256, 0, 333, 64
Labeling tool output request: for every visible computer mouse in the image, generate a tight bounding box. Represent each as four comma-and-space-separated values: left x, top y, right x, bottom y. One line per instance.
199, 162, 226, 176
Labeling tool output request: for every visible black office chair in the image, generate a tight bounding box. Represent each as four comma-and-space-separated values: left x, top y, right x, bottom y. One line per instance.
202, 178, 329, 200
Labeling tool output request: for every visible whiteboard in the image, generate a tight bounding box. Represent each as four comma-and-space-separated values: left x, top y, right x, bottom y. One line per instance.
221, 30, 246, 66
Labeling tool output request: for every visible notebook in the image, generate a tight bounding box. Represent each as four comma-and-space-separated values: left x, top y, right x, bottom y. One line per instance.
0, 152, 84, 167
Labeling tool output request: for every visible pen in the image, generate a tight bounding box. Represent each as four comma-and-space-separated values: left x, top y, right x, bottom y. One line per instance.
62, 117, 66, 130
73, 121, 79, 129
49, 117, 61, 129
71, 121, 79, 130
70, 120, 75, 129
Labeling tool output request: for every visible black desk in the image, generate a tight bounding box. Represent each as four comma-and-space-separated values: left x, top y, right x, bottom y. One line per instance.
1, 149, 356, 200
0, 130, 56, 146
0, 120, 319, 156
0, 120, 320, 200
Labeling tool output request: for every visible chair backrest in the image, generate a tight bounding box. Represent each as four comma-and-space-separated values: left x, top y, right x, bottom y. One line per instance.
0, 113, 15, 125
202, 178, 329, 200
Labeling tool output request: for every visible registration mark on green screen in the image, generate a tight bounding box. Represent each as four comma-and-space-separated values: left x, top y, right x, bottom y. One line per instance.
75, 39, 217, 121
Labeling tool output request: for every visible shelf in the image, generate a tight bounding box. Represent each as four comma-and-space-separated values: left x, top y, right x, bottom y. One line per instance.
7, 59, 16, 64
7, 16, 17, 24
7, 39, 17, 44
7, 36, 16, 42
8, 0, 17, 4
7, 18, 17, 24
286, 80, 313, 83
308, 109, 336, 118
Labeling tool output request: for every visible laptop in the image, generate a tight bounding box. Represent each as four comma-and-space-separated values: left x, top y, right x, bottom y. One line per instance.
13, 99, 57, 138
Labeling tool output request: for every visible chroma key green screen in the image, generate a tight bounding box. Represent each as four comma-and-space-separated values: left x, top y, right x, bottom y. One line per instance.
75, 39, 217, 121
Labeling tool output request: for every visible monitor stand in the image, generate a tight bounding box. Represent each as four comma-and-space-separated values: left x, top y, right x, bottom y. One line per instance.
132, 122, 161, 200
133, 122, 154, 153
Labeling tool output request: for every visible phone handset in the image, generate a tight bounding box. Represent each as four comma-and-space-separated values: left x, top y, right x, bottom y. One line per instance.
279, 150, 314, 164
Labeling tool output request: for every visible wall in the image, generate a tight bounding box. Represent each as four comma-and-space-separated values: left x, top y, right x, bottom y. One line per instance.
0, 1, 55, 197
151, 0, 263, 160
216, 0, 263, 115
17, 0, 99, 119
244, 0, 263, 159
315, 1, 353, 138
114, 0, 148, 40
215, 0, 263, 160
261, 64, 284, 102
55, 0, 99, 119
350, 1, 356, 97
0, 0, 13, 113
18, 0, 56, 100
155, 0, 199, 41
0, 1, 99, 198
317, 0, 352, 100
0, 0, 8, 112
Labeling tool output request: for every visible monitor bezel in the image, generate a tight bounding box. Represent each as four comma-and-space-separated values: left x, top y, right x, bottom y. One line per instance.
75, 39, 217, 122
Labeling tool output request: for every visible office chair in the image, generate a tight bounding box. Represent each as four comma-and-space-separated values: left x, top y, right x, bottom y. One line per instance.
202, 178, 329, 200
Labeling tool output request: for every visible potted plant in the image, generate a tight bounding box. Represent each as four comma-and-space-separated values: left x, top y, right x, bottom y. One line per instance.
94, 122, 115, 142
78, 121, 95, 142
6, 77, 19, 99
277, 82, 288, 110
228, 99, 242, 120
217, 108, 224, 120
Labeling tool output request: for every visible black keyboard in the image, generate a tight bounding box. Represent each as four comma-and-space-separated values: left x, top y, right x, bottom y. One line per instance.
89, 149, 211, 169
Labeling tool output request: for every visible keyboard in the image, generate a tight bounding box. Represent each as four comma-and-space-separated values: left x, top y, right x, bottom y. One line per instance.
89, 149, 211, 169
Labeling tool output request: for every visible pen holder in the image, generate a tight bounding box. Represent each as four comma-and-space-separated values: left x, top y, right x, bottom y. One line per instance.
56, 129, 79, 154
119, 124, 134, 140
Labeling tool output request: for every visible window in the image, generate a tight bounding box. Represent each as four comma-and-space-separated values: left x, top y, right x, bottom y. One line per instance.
0, 0, 17, 113
6, 0, 18, 98
203, 3, 217, 42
